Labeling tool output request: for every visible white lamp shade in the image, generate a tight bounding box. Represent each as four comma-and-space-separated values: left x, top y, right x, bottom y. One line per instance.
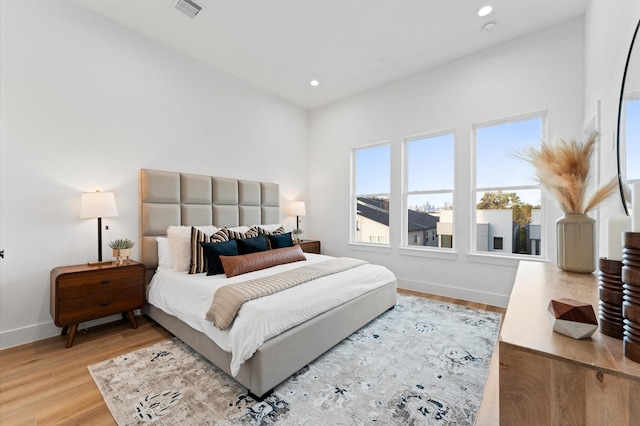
290, 201, 306, 216
80, 191, 119, 219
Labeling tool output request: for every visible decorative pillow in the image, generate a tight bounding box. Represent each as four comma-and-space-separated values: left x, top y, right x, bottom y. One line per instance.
201, 240, 239, 276
167, 225, 219, 272
225, 226, 259, 240
256, 224, 285, 235
236, 235, 270, 255
220, 245, 306, 278
267, 232, 294, 249
155, 237, 173, 270
189, 227, 229, 274
167, 226, 192, 272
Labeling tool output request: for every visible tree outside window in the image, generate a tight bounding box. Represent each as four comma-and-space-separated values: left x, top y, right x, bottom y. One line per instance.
474, 114, 545, 256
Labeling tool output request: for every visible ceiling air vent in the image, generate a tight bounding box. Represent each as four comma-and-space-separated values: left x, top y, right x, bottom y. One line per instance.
174, 0, 203, 19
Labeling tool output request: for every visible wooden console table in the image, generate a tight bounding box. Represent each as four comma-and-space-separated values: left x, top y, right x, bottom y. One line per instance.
499, 261, 640, 425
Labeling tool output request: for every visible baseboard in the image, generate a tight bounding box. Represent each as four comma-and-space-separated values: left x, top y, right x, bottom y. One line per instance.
0, 313, 137, 350
0, 282, 507, 350
396, 277, 510, 308
0, 321, 61, 350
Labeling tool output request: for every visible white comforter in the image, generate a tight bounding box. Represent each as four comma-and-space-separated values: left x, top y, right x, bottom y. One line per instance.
146, 253, 396, 376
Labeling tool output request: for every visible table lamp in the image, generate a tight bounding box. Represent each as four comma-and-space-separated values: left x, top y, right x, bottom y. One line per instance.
290, 201, 306, 243
80, 190, 118, 264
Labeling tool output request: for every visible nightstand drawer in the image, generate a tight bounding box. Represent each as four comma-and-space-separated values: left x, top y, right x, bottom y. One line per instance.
56, 267, 142, 299
57, 287, 144, 325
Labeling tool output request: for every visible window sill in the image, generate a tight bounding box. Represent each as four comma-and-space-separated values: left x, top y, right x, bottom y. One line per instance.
398, 246, 458, 261
347, 243, 392, 254
467, 252, 549, 267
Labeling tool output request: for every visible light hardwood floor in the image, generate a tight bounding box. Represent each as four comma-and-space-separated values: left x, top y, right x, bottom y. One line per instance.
0, 291, 505, 425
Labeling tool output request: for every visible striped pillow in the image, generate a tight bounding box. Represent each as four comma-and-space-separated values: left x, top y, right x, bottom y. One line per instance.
189, 227, 229, 274
225, 226, 259, 240
256, 225, 285, 236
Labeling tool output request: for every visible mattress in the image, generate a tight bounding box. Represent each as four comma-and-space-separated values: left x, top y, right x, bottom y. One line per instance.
146, 253, 397, 375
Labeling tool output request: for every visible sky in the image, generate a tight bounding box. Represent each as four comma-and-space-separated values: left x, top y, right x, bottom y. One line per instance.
624, 98, 640, 180
355, 116, 544, 209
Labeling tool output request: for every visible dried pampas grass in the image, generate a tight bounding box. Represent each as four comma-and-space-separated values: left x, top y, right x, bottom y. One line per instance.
515, 132, 618, 214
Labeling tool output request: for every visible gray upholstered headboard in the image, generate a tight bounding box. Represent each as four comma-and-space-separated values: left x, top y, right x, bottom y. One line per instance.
139, 169, 279, 281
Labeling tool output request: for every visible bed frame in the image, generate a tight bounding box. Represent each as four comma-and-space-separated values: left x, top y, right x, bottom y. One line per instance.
139, 168, 397, 398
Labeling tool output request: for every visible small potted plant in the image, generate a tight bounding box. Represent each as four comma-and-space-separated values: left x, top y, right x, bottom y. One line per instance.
109, 238, 135, 265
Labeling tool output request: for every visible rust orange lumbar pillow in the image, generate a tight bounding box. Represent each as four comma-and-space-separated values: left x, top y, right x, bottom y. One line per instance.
219, 245, 306, 278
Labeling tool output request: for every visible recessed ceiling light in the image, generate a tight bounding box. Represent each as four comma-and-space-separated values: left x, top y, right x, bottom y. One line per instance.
310, 79, 320, 87
477, 5, 493, 17
482, 22, 497, 31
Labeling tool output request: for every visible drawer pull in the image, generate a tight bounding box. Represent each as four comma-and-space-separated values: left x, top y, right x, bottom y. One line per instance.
100, 280, 110, 284
100, 302, 110, 307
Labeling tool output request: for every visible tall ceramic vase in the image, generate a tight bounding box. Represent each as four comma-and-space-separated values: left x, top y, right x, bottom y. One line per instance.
556, 213, 596, 274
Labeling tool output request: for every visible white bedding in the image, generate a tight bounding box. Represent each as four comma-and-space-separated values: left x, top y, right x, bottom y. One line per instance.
146, 253, 397, 376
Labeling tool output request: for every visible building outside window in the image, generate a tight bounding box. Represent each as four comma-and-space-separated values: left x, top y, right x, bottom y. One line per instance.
473, 113, 545, 256
440, 234, 453, 249
404, 132, 454, 249
353, 143, 391, 244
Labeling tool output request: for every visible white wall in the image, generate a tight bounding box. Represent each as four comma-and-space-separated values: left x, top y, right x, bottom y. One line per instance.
0, 0, 309, 349
584, 0, 640, 258
3, 0, 637, 349
308, 19, 586, 307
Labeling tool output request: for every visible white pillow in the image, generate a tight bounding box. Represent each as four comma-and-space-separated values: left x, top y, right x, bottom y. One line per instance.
196, 225, 220, 236
227, 225, 250, 233
167, 226, 192, 272
167, 225, 220, 272
155, 237, 172, 270
256, 224, 283, 233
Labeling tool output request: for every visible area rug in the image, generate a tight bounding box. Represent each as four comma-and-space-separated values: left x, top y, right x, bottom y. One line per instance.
88, 294, 501, 425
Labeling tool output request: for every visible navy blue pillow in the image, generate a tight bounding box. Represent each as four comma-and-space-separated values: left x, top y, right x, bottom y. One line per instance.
236, 235, 270, 255
201, 240, 238, 275
267, 232, 294, 249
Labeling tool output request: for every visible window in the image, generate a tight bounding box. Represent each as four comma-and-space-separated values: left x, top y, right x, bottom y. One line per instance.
622, 97, 640, 183
404, 132, 454, 249
353, 143, 391, 245
473, 113, 545, 256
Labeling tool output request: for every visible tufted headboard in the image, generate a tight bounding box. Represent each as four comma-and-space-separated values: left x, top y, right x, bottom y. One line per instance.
139, 169, 279, 282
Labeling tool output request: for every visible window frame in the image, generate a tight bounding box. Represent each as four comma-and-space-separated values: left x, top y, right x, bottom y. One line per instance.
350, 141, 392, 250
470, 110, 548, 261
401, 129, 456, 252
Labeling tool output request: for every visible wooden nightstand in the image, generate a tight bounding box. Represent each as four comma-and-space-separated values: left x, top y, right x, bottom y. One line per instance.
297, 240, 321, 254
50, 260, 145, 348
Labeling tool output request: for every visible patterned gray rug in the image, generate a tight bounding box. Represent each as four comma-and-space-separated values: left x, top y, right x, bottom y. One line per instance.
89, 294, 501, 425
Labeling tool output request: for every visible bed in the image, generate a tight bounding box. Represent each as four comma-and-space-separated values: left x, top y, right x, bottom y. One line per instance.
139, 168, 397, 398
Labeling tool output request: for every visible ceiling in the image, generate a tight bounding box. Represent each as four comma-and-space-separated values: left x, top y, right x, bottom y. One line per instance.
71, 0, 588, 110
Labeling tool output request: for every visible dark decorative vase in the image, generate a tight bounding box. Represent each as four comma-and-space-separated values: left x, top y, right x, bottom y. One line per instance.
622, 232, 640, 363
556, 213, 595, 273
598, 257, 624, 339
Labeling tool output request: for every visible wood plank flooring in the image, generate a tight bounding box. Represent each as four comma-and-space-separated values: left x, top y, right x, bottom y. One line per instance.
0, 292, 504, 425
